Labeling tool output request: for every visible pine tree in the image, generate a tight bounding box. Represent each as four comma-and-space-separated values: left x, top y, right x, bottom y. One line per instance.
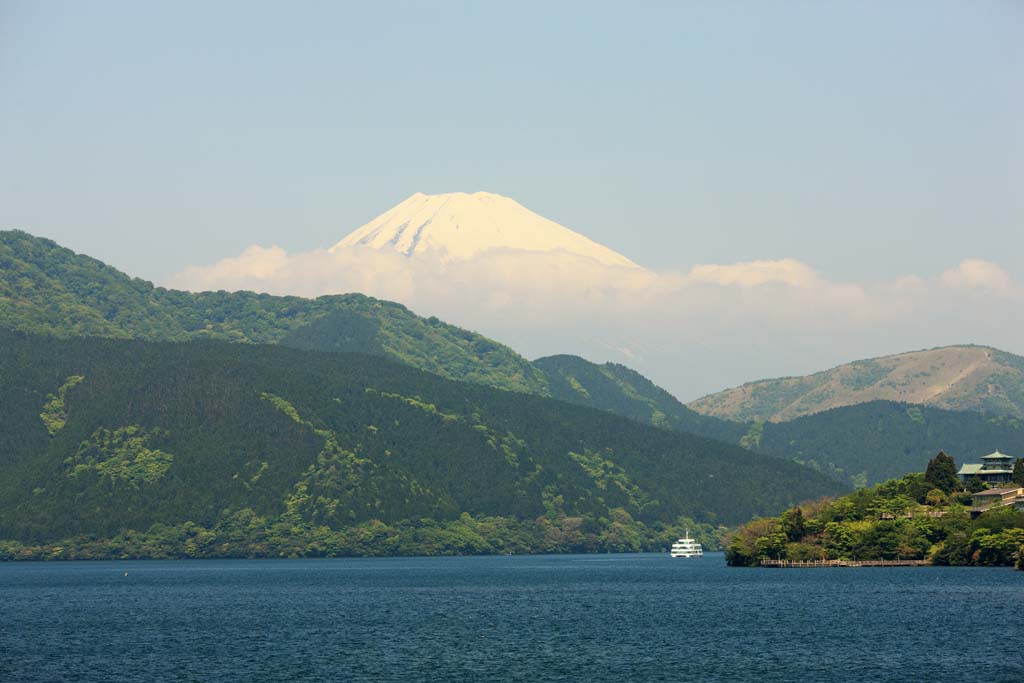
924, 451, 959, 493
1012, 458, 1024, 486
781, 507, 806, 542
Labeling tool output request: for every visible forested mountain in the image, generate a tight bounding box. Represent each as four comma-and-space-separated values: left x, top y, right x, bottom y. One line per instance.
689, 345, 1024, 422
747, 401, 1024, 487
5, 229, 1022, 497
0, 230, 707, 427
534, 355, 742, 442
0, 229, 548, 393
0, 330, 844, 556
534, 357, 1024, 488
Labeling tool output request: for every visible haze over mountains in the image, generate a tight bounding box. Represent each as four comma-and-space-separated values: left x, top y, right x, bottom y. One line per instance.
0, 230, 853, 555
0, 229, 732, 438
172, 191, 1024, 402
3, 228, 1024, 497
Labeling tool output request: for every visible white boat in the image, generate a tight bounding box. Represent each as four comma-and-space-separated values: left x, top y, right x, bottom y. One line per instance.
670, 530, 703, 558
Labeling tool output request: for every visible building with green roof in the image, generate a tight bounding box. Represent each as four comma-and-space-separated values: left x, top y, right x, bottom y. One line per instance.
957, 450, 1015, 485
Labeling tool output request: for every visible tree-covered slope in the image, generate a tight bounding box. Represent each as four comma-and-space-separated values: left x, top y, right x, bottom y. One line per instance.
0, 229, 744, 434
0, 229, 549, 394
725, 463, 1024, 568
11, 228, 1019, 496
689, 345, 1024, 422
532, 357, 1024, 490
0, 330, 845, 549
536, 355, 1024, 490
534, 355, 743, 442
749, 401, 1024, 488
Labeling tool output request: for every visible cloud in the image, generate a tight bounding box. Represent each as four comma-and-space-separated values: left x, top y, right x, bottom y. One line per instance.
169, 248, 1024, 401
940, 259, 1017, 295
687, 258, 823, 288
177, 245, 290, 282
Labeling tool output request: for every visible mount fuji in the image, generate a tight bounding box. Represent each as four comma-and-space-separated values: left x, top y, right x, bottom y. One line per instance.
331, 191, 638, 268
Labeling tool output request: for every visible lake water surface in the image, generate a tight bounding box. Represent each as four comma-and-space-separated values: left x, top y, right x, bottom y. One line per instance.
2, 553, 1022, 682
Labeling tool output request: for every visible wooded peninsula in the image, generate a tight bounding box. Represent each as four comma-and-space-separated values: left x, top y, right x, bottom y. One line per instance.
726, 453, 1024, 569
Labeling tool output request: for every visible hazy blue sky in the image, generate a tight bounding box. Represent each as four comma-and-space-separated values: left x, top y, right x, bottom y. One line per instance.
2, 2, 1022, 396
3, 1, 1020, 279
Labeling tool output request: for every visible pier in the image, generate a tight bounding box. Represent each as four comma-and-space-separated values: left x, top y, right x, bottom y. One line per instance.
760, 559, 929, 568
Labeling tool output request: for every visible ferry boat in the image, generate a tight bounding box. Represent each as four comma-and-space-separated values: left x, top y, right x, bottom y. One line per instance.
670, 530, 703, 558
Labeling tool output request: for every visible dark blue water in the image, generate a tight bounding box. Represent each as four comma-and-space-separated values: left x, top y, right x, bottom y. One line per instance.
1, 553, 1022, 682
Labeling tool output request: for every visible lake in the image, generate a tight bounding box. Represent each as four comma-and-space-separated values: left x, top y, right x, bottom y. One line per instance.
1, 553, 1022, 682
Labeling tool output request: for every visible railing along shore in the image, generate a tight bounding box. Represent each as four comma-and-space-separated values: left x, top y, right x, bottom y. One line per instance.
760, 558, 929, 568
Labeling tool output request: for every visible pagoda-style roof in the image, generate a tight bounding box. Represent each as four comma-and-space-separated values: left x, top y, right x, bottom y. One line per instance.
981, 450, 1013, 460
959, 461, 1013, 476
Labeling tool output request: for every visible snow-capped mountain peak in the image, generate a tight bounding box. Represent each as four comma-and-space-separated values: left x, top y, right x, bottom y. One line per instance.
330, 191, 638, 267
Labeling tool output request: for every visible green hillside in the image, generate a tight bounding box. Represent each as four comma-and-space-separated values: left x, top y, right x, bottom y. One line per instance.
726, 457, 1024, 568
8, 229, 1021, 496
534, 355, 743, 442
0, 330, 845, 558
0, 229, 548, 394
533, 356, 1024, 489
750, 401, 1024, 488
1, 230, 712, 429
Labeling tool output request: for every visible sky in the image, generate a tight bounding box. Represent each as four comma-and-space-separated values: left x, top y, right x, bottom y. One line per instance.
2, 1, 1022, 399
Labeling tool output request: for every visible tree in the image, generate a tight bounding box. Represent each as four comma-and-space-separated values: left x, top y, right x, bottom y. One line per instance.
1012, 458, 1024, 486
925, 488, 946, 506
781, 507, 806, 542
924, 451, 959, 494
966, 476, 987, 494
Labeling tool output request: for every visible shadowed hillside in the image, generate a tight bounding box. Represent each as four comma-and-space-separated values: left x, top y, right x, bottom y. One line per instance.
0, 229, 728, 433
749, 401, 1024, 487
0, 330, 846, 553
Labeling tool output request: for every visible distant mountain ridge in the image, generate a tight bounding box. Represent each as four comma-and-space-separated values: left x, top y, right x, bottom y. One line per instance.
0, 229, 549, 390
331, 191, 638, 267
0, 229, 689, 426
5, 229, 1023, 492
688, 346, 1024, 422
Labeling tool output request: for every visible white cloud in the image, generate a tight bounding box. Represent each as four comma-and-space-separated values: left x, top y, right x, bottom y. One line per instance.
176, 245, 290, 284
687, 258, 823, 288
168, 248, 1024, 401
940, 259, 1016, 295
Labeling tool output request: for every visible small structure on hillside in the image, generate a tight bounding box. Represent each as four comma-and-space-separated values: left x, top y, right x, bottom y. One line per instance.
957, 450, 1015, 485
969, 486, 1024, 518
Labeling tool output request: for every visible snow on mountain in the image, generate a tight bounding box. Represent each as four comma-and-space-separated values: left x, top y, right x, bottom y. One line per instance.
330, 191, 638, 267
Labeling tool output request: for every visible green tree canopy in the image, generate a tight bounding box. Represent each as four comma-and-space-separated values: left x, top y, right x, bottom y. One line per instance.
966, 476, 987, 494
925, 451, 959, 493
780, 507, 806, 542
